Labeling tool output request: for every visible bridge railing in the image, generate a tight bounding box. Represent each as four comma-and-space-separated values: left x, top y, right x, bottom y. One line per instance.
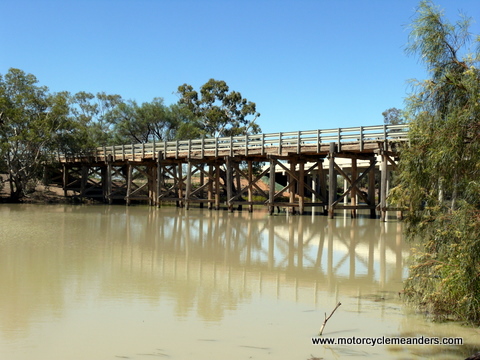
74, 124, 408, 161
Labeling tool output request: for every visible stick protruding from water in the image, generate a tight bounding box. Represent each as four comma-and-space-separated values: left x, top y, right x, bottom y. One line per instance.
318, 301, 341, 336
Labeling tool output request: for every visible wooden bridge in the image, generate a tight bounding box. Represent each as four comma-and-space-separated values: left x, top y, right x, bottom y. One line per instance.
58, 124, 408, 221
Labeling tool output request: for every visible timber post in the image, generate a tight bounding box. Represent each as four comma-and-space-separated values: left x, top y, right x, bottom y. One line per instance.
225, 156, 233, 212
62, 164, 68, 198
185, 160, 192, 210
318, 159, 328, 215
199, 164, 205, 209
350, 158, 357, 218
106, 155, 113, 204
214, 162, 221, 210
207, 163, 214, 210
235, 162, 242, 211
328, 142, 337, 219
247, 160, 254, 212
368, 158, 376, 218
156, 151, 163, 207
288, 159, 296, 214
177, 161, 184, 208
126, 162, 133, 206
298, 160, 305, 215
380, 142, 388, 222
268, 156, 276, 215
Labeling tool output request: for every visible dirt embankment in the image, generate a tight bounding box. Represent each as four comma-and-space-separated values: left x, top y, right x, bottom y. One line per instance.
1, 175, 69, 203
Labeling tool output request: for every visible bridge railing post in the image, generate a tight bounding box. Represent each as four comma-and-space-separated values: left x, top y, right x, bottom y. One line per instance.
337, 128, 341, 152
245, 134, 248, 156
317, 129, 321, 153
279, 132, 282, 155
261, 133, 265, 156
360, 126, 364, 151
297, 130, 301, 154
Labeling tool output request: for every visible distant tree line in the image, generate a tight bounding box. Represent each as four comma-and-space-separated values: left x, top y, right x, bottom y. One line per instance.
0, 72, 260, 201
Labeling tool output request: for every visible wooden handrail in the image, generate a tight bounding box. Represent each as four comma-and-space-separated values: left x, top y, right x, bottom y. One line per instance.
63, 124, 409, 160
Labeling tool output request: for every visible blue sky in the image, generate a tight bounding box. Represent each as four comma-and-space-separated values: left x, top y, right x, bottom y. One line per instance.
1, 0, 479, 134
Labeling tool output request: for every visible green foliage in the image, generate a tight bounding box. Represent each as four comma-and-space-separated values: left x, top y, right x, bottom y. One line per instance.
395, 1, 480, 324
0, 70, 265, 200
382, 107, 406, 125
107, 98, 174, 144
68, 91, 122, 150
404, 204, 480, 323
177, 79, 261, 137
0, 68, 71, 199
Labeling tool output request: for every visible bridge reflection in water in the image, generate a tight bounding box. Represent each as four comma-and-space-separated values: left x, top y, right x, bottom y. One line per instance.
0, 205, 408, 325
96, 206, 408, 317
0, 207, 474, 360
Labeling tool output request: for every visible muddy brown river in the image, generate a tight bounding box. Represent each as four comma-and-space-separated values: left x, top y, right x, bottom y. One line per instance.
0, 204, 478, 359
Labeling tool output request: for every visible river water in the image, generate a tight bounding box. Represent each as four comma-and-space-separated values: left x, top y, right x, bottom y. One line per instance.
0, 204, 478, 360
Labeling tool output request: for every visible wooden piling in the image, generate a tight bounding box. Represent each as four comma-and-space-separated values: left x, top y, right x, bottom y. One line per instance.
380, 144, 388, 222
269, 157, 276, 215
215, 163, 221, 210
208, 163, 214, 210
350, 158, 357, 218
226, 156, 233, 212
368, 158, 376, 218
289, 160, 296, 214
328, 143, 336, 219
126, 163, 133, 206
298, 161, 305, 215
247, 160, 253, 212
185, 161, 192, 210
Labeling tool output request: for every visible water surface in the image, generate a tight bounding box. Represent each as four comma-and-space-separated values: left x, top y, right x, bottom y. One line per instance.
0, 204, 478, 359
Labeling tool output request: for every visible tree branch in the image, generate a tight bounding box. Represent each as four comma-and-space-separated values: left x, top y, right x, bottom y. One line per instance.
318, 302, 342, 336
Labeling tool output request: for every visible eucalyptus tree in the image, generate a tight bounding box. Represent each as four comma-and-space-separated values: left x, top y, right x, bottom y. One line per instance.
394, 0, 480, 323
0, 68, 71, 200
107, 98, 187, 144
382, 107, 405, 125
69, 91, 122, 150
177, 79, 261, 138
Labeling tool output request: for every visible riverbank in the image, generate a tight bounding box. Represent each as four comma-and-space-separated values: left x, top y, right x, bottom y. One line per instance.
0, 178, 73, 204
